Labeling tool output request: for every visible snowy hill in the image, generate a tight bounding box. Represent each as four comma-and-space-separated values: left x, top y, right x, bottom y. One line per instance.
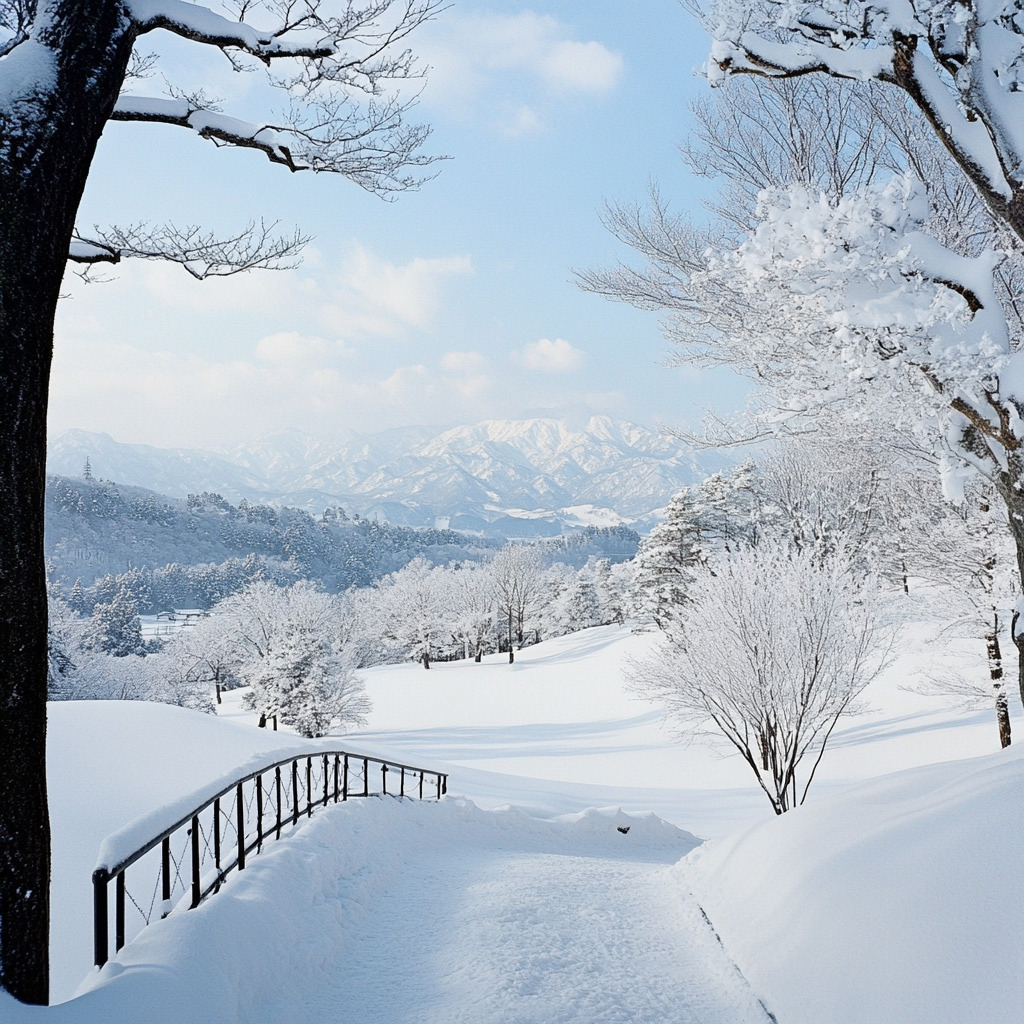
47, 417, 711, 535
31, 620, 1024, 1022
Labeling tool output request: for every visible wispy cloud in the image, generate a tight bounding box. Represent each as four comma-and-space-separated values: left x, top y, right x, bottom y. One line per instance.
515, 337, 585, 372
418, 11, 623, 134
321, 246, 473, 338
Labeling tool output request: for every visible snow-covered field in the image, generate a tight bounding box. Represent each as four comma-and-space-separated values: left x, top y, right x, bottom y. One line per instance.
14, 620, 1022, 1021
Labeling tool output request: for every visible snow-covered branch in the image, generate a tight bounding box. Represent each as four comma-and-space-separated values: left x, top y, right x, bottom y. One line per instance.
69, 220, 308, 278
704, 0, 1024, 242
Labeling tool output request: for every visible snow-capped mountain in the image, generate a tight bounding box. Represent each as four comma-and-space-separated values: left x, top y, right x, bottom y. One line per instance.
47, 417, 713, 535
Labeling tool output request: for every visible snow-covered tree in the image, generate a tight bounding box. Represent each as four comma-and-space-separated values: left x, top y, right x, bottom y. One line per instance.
161, 613, 238, 698
490, 545, 546, 663
445, 562, 496, 662
0, 1, 439, 998
376, 557, 447, 669
244, 619, 369, 737
630, 491, 704, 628
85, 589, 147, 658
218, 580, 370, 734
632, 542, 893, 814
904, 481, 1017, 747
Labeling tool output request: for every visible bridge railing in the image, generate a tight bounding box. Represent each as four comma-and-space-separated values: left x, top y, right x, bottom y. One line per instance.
91, 750, 448, 968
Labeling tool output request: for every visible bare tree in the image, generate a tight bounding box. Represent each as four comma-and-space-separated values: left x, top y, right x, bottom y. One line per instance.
490, 545, 545, 664
632, 542, 893, 815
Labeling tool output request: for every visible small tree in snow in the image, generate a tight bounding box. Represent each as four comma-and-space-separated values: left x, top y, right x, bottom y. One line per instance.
632, 543, 893, 814
220, 580, 370, 734
245, 620, 369, 737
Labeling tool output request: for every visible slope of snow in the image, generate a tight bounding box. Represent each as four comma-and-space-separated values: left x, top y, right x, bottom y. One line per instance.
29, 619, 1022, 1021
682, 747, 1024, 1024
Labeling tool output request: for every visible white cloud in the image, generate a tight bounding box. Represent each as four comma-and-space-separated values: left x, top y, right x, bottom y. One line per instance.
516, 337, 584, 373
542, 40, 623, 94
321, 246, 473, 338
417, 12, 623, 129
498, 104, 546, 138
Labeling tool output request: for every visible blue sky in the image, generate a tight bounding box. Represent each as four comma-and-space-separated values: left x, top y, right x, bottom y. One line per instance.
50, 0, 748, 450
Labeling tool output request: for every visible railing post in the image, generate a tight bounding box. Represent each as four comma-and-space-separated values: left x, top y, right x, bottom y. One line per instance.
382, 763, 388, 796
256, 778, 264, 850
363, 758, 369, 797
213, 798, 221, 872
419, 770, 424, 800
115, 872, 125, 952
292, 760, 300, 825
236, 782, 246, 870
190, 815, 201, 908
343, 754, 349, 801
306, 756, 313, 818
436, 773, 442, 800
275, 766, 283, 839
323, 754, 330, 807
400, 766, 406, 798
161, 836, 171, 914
333, 754, 340, 803
93, 868, 109, 968
442, 774, 447, 796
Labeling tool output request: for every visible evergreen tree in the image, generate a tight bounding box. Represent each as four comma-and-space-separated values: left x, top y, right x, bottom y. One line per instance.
86, 590, 146, 658
630, 491, 703, 628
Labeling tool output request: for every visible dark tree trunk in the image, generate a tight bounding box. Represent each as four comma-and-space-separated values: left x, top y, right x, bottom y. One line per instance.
0, 3, 136, 1004
985, 612, 1011, 749
994, 456, 1024, 715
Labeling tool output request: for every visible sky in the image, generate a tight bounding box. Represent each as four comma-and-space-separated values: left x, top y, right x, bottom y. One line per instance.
49, 0, 749, 451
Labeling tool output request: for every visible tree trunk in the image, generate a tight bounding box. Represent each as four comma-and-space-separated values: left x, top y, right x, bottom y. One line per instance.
0, 3, 136, 1004
995, 457, 1024, 714
985, 611, 1011, 749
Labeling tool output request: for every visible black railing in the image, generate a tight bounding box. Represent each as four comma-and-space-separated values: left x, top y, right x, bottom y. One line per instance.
91, 750, 447, 968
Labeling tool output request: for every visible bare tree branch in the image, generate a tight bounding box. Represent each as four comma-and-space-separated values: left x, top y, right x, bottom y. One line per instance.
69, 220, 309, 278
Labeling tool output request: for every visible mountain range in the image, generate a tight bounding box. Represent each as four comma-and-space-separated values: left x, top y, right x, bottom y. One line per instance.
47, 417, 711, 537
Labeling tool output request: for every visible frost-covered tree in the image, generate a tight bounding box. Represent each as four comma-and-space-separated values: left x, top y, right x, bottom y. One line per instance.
630, 491, 703, 628
445, 562, 496, 662
632, 542, 893, 814
905, 482, 1017, 747
631, 464, 759, 627
161, 613, 238, 698
0, 0, 439, 999
244, 619, 368, 737
490, 545, 546, 663
376, 557, 446, 668
85, 589, 146, 658
219, 580, 370, 733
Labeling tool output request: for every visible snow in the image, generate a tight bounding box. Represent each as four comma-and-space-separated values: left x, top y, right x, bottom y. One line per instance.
682, 748, 1024, 1023
22, 620, 1024, 1020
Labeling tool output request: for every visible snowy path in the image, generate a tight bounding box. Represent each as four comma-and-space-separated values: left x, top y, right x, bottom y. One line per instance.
327, 848, 773, 1024
57, 798, 774, 1024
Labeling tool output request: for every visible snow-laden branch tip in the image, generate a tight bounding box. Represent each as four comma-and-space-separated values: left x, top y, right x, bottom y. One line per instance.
702, 0, 1024, 242
69, 220, 309, 278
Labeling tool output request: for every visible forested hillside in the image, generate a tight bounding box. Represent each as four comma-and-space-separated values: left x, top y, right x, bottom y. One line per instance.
44, 474, 639, 612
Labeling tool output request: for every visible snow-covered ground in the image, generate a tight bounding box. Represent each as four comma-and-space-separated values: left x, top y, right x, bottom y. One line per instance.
18, 620, 1022, 1021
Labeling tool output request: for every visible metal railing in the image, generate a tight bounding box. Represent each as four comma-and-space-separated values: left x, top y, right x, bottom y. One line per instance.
91, 750, 448, 968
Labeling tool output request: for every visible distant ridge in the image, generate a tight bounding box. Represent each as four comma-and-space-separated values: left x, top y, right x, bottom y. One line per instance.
47, 417, 715, 536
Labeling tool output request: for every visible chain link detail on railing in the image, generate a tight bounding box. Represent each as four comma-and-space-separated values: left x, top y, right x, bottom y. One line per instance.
92, 750, 448, 968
